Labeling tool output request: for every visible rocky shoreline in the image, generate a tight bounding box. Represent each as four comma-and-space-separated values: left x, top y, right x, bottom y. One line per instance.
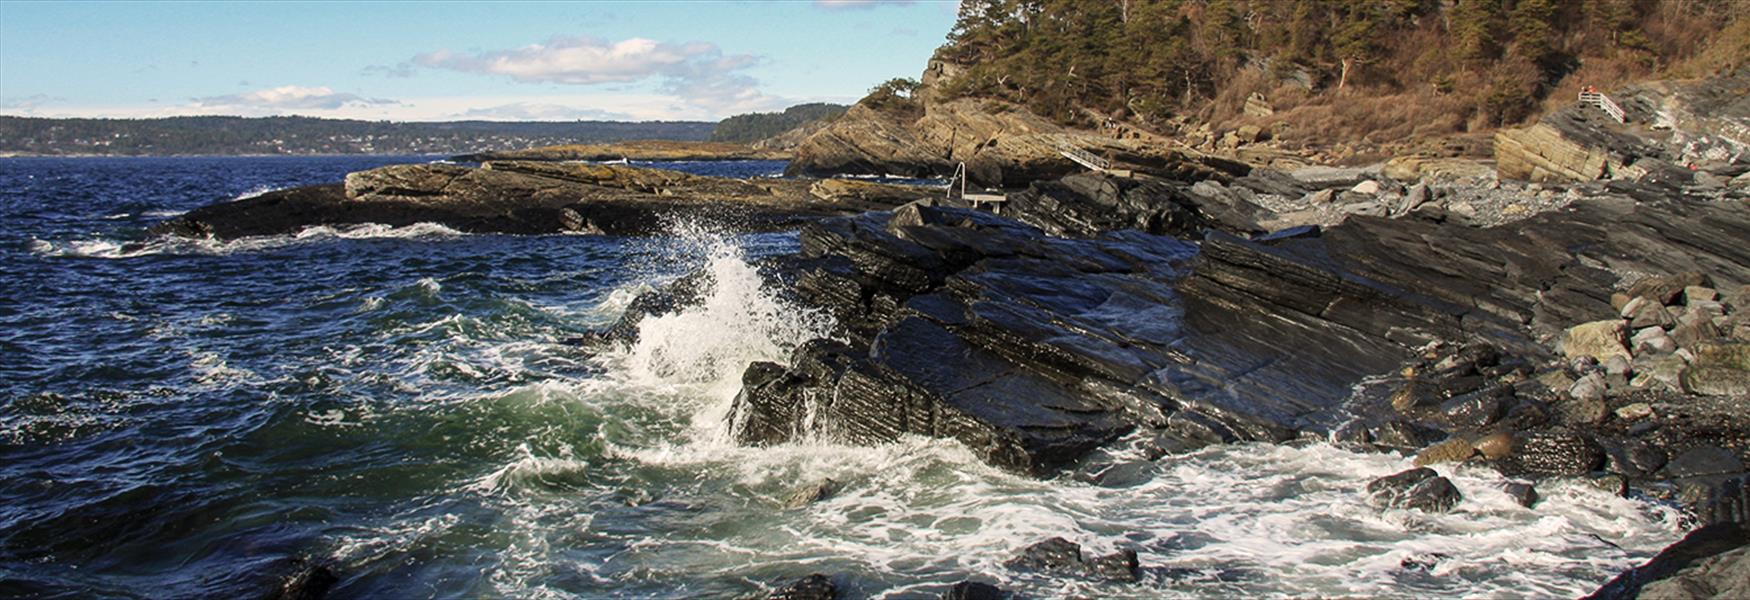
159, 70, 1750, 600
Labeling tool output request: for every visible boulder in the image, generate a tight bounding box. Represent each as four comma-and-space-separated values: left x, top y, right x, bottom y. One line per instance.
1003, 537, 1139, 583
1504, 482, 1540, 508
1414, 438, 1479, 466
1494, 430, 1605, 477
1563, 320, 1631, 363
1585, 523, 1750, 600
1366, 468, 1463, 512
768, 574, 837, 600
942, 581, 1006, 600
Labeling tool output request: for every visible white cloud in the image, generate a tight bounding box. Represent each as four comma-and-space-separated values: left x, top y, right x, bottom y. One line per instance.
193, 85, 398, 111
457, 102, 633, 121
413, 36, 722, 85
406, 35, 789, 117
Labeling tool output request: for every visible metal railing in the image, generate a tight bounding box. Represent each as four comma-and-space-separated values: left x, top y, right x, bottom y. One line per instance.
1579, 90, 1626, 123
1056, 141, 1111, 171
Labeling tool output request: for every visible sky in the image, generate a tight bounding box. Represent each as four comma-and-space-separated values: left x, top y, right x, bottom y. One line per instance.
0, 0, 959, 122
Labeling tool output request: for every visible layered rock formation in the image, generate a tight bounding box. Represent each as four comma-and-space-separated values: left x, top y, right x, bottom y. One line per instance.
153, 162, 938, 240
785, 67, 1245, 188
1495, 66, 1750, 184
697, 177, 1750, 502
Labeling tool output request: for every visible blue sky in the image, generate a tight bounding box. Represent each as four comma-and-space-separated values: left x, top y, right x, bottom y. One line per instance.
0, 1, 958, 121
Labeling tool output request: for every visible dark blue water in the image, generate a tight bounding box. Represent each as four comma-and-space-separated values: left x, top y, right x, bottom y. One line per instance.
0, 156, 1680, 599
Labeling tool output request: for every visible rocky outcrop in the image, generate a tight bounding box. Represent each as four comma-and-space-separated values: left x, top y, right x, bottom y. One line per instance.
708, 174, 1750, 496
1587, 523, 1750, 600
1003, 538, 1139, 583
1366, 468, 1464, 512
1495, 66, 1750, 184
452, 140, 787, 162
153, 163, 937, 240
786, 97, 1245, 188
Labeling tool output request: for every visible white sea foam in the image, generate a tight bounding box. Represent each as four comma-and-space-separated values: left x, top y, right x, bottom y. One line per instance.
29, 222, 469, 259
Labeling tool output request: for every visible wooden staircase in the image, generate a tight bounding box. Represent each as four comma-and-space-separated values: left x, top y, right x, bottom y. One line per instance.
1579, 90, 1627, 124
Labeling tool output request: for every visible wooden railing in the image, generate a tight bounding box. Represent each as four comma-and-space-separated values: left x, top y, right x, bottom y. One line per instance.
1579, 90, 1626, 124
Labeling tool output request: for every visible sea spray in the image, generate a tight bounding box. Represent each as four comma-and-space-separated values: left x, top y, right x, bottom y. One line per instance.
615, 224, 835, 443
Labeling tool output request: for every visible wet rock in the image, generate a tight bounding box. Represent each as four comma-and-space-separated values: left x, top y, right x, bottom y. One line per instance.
1367, 468, 1463, 512
270, 561, 338, 600
155, 163, 925, 240
1584, 473, 1629, 496
1504, 482, 1540, 508
1495, 430, 1605, 477
1441, 386, 1508, 429
768, 574, 837, 600
1371, 421, 1443, 453
1679, 475, 1750, 527
784, 478, 839, 508
1475, 432, 1517, 460
1414, 437, 1478, 466
1585, 523, 1750, 600
1664, 447, 1746, 479
1563, 320, 1631, 363
1004, 537, 1139, 582
941, 581, 1006, 600
1605, 440, 1668, 479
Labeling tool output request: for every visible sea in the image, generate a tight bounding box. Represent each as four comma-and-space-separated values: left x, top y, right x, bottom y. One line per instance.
0, 156, 1685, 598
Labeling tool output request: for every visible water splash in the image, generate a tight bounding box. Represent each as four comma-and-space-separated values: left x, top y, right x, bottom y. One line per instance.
610, 225, 834, 442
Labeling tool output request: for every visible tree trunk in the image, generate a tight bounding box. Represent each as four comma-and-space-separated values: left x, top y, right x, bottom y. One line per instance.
1338, 58, 1353, 92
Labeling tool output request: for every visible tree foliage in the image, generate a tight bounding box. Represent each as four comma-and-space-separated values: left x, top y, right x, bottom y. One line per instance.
930, 0, 1742, 129
710, 103, 849, 143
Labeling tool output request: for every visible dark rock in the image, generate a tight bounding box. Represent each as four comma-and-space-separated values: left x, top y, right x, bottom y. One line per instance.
1366, 468, 1463, 512
1400, 552, 1452, 571
784, 478, 839, 508
1441, 385, 1509, 429
1504, 482, 1540, 508
1679, 475, 1750, 526
1585, 523, 1750, 600
269, 561, 338, 600
768, 574, 837, 600
1604, 440, 1669, 480
1004, 537, 1139, 583
1664, 446, 1746, 479
154, 163, 928, 240
941, 581, 1006, 600
1495, 430, 1605, 477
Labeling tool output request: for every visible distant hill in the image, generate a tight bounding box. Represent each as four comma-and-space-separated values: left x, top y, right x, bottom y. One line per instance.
0, 115, 716, 156
710, 103, 848, 145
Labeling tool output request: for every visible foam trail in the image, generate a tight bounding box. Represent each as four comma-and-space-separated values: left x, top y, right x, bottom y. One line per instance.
30, 222, 468, 259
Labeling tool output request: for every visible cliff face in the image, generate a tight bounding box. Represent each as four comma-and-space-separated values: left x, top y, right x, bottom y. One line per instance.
788, 62, 1242, 188
1495, 66, 1750, 183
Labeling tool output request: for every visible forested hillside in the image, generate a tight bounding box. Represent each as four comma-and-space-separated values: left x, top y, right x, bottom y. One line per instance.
710, 103, 849, 144
936, 0, 1749, 146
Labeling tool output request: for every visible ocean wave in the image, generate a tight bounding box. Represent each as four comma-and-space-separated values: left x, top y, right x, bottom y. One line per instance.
28, 222, 470, 259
